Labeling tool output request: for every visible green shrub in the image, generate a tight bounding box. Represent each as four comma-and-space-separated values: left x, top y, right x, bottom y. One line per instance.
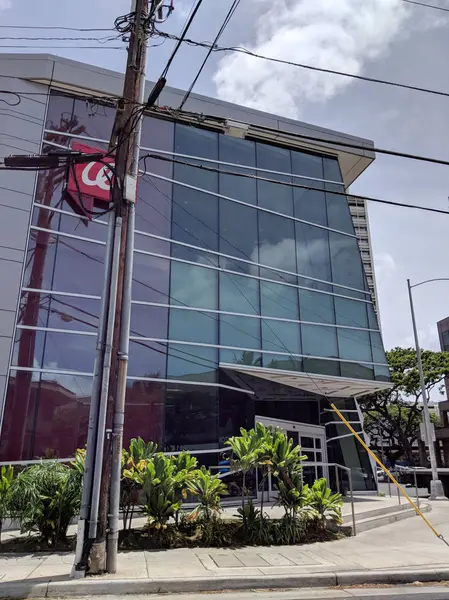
307, 478, 343, 531
188, 467, 228, 521
0, 465, 14, 542
8, 462, 82, 546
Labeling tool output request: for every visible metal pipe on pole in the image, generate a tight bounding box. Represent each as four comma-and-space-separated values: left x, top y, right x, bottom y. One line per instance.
106, 30, 148, 573
71, 208, 117, 578
407, 278, 446, 500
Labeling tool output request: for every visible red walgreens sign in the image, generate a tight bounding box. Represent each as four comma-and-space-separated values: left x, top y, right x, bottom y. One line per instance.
66, 142, 114, 220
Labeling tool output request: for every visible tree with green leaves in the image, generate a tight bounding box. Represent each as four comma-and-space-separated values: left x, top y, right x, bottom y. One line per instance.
359, 347, 449, 465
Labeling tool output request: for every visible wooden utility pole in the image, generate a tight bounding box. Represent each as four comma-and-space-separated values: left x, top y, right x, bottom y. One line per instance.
87, 0, 150, 573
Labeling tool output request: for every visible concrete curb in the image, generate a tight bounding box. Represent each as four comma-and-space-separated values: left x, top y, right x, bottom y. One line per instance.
1, 568, 449, 598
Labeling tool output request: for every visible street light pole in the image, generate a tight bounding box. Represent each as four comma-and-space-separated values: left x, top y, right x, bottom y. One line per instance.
407, 278, 446, 500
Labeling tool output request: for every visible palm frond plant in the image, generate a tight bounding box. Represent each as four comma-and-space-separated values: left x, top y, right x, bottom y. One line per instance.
187, 466, 228, 521
8, 462, 82, 546
225, 427, 264, 509
0, 465, 14, 542
121, 438, 158, 530
308, 478, 343, 532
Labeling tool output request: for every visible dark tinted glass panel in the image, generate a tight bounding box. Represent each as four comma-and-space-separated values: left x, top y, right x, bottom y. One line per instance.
220, 348, 262, 367
220, 315, 260, 349
58, 212, 107, 242
219, 200, 258, 273
172, 184, 218, 254
326, 192, 354, 234
0, 370, 92, 461
140, 115, 174, 153
291, 150, 326, 226
327, 432, 376, 491
329, 232, 366, 292
46, 93, 75, 130
323, 157, 343, 190
44, 294, 99, 333
259, 212, 296, 281
23, 230, 57, 292
130, 304, 168, 340
374, 364, 390, 381
262, 320, 301, 355
220, 272, 259, 315
132, 254, 170, 303
219, 375, 255, 443
11, 327, 45, 369
125, 379, 165, 446
334, 297, 368, 329
165, 384, 218, 450
299, 289, 335, 324
262, 354, 301, 372
256, 143, 293, 215
301, 324, 338, 358
135, 175, 172, 250
34, 167, 65, 209
52, 236, 105, 296
170, 262, 217, 309
367, 302, 379, 330
261, 281, 298, 320
370, 331, 388, 364
340, 361, 374, 380
219, 135, 256, 205
296, 223, 331, 290
303, 356, 340, 377
167, 343, 217, 382
169, 308, 217, 344
44, 331, 96, 372
128, 340, 167, 378
337, 328, 372, 362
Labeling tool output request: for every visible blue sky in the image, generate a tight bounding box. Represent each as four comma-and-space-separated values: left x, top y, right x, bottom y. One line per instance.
2, 0, 449, 372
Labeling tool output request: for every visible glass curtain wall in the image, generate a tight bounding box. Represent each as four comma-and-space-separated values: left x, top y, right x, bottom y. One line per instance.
0, 92, 388, 462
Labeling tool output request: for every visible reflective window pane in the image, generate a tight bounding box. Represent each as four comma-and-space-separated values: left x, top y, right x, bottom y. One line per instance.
222, 348, 262, 367
370, 331, 388, 365
130, 304, 168, 340
296, 223, 331, 289
220, 272, 259, 314
337, 328, 372, 363
125, 379, 165, 446
262, 320, 301, 355
135, 176, 172, 249
0, 370, 92, 461
256, 143, 293, 215
301, 324, 338, 358
167, 343, 217, 383
169, 308, 217, 344
259, 212, 296, 281
334, 296, 368, 329
170, 262, 217, 309
326, 192, 354, 234
292, 150, 326, 226
220, 315, 260, 349
219, 135, 256, 205
341, 361, 374, 380
23, 230, 57, 293
329, 232, 366, 292
172, 185, 218, 254
262, 353, 302, 372
219, 200, 258, 273
323, 157, 343, 191
128, 340, 167, 378
132, 254, 170, 303
219, 372, 255, 442
261, 281, 298, 320
52, 236, 105, 296
299, 289, 335, 325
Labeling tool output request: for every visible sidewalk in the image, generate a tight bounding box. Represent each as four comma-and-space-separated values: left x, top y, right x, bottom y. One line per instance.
1, 501, 449, 597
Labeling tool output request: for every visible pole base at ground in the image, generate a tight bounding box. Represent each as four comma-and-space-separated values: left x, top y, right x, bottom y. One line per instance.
430, 479, 448, 500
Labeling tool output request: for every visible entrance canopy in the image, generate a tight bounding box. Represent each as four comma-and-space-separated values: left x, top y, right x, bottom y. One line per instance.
220, 363, 392, 398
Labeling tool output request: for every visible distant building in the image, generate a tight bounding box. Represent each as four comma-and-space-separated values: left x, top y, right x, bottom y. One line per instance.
348, 196, 378, 313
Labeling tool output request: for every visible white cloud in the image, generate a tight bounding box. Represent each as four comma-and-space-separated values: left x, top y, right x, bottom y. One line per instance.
213, 0, 410, 117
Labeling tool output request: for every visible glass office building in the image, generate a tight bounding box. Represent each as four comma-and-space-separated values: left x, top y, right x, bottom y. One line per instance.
0, 89, 390, 491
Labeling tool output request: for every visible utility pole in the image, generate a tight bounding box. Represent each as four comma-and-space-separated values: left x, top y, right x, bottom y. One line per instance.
71, 0, 151, 576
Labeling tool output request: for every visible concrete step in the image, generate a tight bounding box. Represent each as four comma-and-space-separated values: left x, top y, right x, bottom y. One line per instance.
346, 502, 431, 534
343, 500, 417, 523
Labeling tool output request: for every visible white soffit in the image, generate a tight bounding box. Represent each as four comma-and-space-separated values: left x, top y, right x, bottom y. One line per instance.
220, 363, 392, 398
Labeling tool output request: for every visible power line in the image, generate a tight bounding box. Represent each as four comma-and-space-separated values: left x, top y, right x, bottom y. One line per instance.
0, 36, 121, 41
143, 153, 449, 217
154, 31, 449, 102
401, 0, 449, 12
0, 45, 125, 49
0, 25, 115, 31
179, 0, 241, 109
159, 0, 205, 79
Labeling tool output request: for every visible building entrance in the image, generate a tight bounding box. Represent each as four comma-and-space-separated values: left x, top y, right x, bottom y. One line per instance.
255, 416, 328, 500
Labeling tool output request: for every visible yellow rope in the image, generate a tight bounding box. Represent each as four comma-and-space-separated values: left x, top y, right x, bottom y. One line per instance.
330, 402, 447, 541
